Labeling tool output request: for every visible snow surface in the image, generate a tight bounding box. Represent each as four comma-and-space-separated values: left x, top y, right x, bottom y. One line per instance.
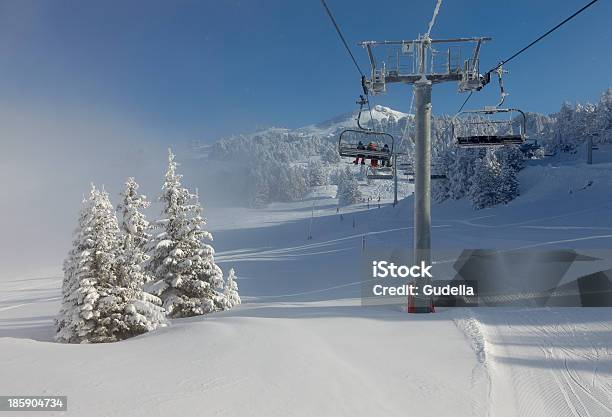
2, 147, 612, 416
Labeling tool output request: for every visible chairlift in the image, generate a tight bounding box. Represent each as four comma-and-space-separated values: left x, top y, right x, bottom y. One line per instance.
338, 95, 394, 160
366, 166, 394, 180
401, 161, 447, 180
453, 65, 527, 148
403, 173, 447, 183
452, 108, 526, 147
520, 139, 542, 158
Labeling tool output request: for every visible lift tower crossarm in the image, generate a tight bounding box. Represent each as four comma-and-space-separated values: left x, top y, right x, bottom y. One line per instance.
358, 37, 491, 46
360, 37, 493, 94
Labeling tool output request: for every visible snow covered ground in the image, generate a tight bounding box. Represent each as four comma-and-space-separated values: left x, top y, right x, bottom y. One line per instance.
2, 148, 612, 416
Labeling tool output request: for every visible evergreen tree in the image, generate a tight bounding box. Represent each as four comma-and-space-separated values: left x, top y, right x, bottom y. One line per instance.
336, 167, 363, 206
496, 147, 521, 204
595, 88, 612, 142
448, 149, 478, 200
595, 88, 612, 143
147, 149, 227, 318
223, 268, 241, 309
248, 164, 271, 208
431, 152, 452, 203
499, 159, 519, 204
56, 185, 122, 343
321, 143, 341, 164
308, 160, 328, 186
496, 146, 524, 172
56, 185, 167, 343
432, 178, 451, 203
116, 178, 168, 335
276, 163, 309, 202
117, 177, 153, 288
469, 151, 503, 210
58, 192, 94, 341
554, 102, 579, 153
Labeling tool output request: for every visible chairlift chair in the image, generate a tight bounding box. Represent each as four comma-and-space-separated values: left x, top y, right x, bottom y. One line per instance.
366, 166, 394, 180
452, 107, 526, 147
403, 172, 447, 183
338, 94, 395, 161
338, 130, 395, 159
400, 160, 447, 180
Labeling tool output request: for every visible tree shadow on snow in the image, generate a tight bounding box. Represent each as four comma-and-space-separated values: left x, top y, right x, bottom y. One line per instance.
0, 315, 56, 342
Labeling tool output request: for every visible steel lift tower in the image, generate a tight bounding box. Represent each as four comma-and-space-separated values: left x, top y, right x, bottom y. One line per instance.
360, 36, 491, 312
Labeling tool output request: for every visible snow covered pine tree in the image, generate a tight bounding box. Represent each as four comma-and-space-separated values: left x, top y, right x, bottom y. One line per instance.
308, 159, 328, 186
497, 147, 522, 204
116, 178, 168, 330
469, 151, 503, 210
147, 149, 227, 318
117, 177, 155, 289
321, 142, 341, 164
223, 268, 241, 309
336, 167, 363, 206
56, 185, 167, 344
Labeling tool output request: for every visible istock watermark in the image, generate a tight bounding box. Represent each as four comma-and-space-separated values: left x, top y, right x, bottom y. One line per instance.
371, 260, 433, 278
360, 248, 612, 308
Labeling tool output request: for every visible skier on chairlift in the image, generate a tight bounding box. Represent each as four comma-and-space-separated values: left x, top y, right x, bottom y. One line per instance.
368, 142, 378, 167
381, 143, 391, 167
353, 141, 366, 165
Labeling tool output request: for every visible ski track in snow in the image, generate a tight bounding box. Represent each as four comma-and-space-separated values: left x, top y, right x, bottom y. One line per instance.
216, 225, 450, 263
0, 297, 60, 313
443, 200, 612, 229
454, 308, 612, 417
0, 276, 60, 312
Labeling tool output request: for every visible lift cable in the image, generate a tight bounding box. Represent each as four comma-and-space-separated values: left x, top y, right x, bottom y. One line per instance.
320, 0, 376, 129
320, 0, 364, 77
457, 91, 473, 113
485, 0, 600, 75
458, 0, 600, 112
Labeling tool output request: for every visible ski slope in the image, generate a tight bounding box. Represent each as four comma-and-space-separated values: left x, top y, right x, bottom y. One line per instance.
2, 150, 612, 416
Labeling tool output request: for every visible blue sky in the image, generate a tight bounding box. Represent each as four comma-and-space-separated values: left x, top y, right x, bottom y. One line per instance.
0, 0, 609, 142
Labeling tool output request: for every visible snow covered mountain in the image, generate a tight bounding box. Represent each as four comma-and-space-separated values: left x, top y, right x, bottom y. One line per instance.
199, 104, 414, 161
295, 104, 413, 138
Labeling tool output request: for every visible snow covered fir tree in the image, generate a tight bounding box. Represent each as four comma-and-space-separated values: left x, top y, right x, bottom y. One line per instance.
146, 149, 229, 318
308, 160, 329, 186
223, 268, 241, 309
336, 167, 363, 206
56, 185, 167, 344
468, 151, 504, 210
117, 177, 155, 289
